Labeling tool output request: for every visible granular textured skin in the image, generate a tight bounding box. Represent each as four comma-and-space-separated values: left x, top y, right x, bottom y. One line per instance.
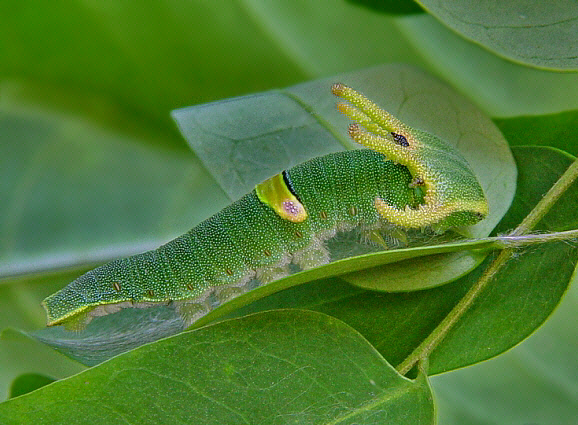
43, 150, 423, 326
42, 85, 489, 329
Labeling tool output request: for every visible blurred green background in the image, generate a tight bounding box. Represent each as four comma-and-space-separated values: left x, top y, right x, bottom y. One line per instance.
1, 1, 577, 423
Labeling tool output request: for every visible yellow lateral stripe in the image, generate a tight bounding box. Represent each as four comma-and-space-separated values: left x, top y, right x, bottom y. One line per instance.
375, 199, 489, 228
255, 173, 308, 223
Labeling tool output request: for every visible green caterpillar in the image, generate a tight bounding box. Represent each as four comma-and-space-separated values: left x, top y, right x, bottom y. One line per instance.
42, 84, 489, 330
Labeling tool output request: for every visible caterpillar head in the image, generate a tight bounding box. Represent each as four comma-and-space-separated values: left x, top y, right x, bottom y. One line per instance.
332, 83, 488, 231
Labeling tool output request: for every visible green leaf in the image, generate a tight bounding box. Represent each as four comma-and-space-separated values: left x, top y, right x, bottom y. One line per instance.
0, 0, 305, 131
0, 109, 228, 278
416, 0, 578, 70
0, 311, 435, 425
346, 0, 425, 15
494, 110, 578, 156
491, 147, 578, 233
0, 273, 86, 401
9, 374, 55, 399
398, 15, 578, 117
0, 0, 427, 136
0, 331, 84, 403
432, 271, 578, 424
227, 1, 427, 75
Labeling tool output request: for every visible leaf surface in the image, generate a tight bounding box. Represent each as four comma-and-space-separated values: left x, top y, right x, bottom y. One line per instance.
0, 311, 435, 425
416, 0, 578, 70
495, 110, 578, 156
432, 271, 578, 424
9, 374, 54, 399
0, 110, 227, 279
398, 15, 578, 117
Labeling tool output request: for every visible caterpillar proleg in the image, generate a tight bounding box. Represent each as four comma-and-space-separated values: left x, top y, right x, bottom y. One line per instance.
42, 84, 489, 330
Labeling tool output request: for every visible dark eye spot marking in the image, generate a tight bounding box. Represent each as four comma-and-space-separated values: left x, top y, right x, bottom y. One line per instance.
391, 132, 409, 147
187, 283, 194, 291
410, 176, 425, 187
263, 249, 272, 257
112, 282, 121, 292
294, 230, 303, 238
225, 268, 234, 276
348, 205, 358, 216
146, 289, 155, 297
319, 211, 328, 220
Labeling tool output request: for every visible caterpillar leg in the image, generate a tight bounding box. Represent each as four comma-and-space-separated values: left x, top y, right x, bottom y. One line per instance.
176, 300, 211, 327
256, 266, 290, 283
62, 311, 92, 331
63, 301, 135, 331
292, 240, 330, 270
213, 286, 246, 303
362, 225, 408, 250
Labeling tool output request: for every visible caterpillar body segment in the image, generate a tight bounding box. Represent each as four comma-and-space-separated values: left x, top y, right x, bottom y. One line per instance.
42, 85, 488, 330
332, 83, 489, 231
43, 150, 422, 328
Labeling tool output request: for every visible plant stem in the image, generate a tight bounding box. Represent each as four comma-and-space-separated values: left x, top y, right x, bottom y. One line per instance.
396, 248, 510, 375
511, 157, 578, 236
396, 157, 578, 376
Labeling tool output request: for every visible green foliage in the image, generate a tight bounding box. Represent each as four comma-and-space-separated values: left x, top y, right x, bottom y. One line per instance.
347, 0, 424, 15
1, 1, 577, 424
0, 311, 435, 424
9, 373, 55, 399
397, 14, 578, 116
495, 110, 578, 156
416, 0, 578, 70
